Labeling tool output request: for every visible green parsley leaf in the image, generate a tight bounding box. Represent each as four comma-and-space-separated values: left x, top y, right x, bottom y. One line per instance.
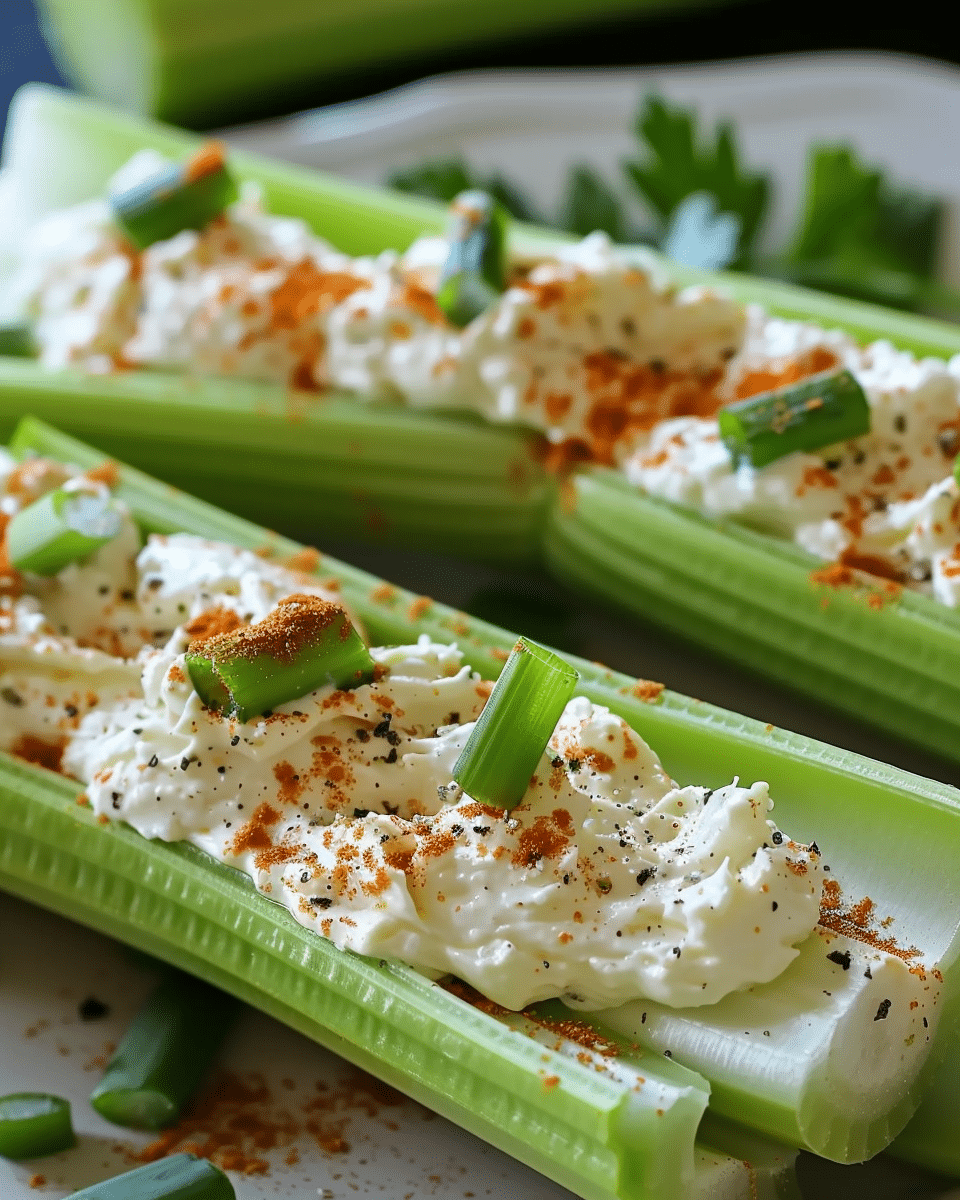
387, 158, 543, 223
557, 166, 633, 242
622, 95, 770, 269
781, 144, 944, 310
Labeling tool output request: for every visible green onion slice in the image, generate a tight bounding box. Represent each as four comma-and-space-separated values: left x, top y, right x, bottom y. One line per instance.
185, 594, 374, 723
0, 1092, 75, 1159
453, 637, 579, 810
0, 320, 36, 358
436, 190, 508, 327
90, 972, 240, 1130
110, 142, 237, 250
5, 485, 124, 575
718, 368, 871, 468
64, 1153, 235, 1199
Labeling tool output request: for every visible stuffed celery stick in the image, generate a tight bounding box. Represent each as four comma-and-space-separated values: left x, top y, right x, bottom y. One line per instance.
2, 420, 960, 1189
0, 432, 805, 1200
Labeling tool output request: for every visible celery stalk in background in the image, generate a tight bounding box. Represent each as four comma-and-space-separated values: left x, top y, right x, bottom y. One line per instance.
32, 0, 730, 129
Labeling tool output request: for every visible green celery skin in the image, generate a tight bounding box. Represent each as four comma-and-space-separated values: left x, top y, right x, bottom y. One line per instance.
8, 417, 960, 1173
0, 360, 551, 566
543, 467, 960, 765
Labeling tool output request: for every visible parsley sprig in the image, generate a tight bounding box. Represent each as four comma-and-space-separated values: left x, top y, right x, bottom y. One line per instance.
387, 95, 958, 319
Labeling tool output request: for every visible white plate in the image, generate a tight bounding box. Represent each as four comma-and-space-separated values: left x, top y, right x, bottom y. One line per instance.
0, 893, 578, 1200
221, 51, 960, 286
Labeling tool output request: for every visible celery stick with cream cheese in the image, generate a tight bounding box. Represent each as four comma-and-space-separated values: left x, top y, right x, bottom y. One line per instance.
2, 420, 959, 1185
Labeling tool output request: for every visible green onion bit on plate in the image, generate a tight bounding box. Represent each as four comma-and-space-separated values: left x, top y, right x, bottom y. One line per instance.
90, 972, 241, 1131
0, 1092, 75, 1160
718, 368, 871, 468
0, 320, 36, 358
436, 190, 508, 327
453, 637, 580, 811
186, 594, 375, 723
111, 142, 237, 250
64, 1152, 235, 1200
5, 486, 124, 576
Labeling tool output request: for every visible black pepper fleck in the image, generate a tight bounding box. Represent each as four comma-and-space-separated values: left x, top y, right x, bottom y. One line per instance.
78, 996, 109, 1021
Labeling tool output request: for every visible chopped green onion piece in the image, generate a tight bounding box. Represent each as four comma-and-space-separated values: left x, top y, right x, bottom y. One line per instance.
185, 594, 374, 723
453, 637, 579, 810
64, 1152, 234, 1199
0, 320, 36, 358
718, 368, 870, 468
953, 453, 960, 489
0, 1092, 75, 1159
436, 190, 508, 327
90, 972, 240, 1130
111, 143, 237, 250
5, 485, 124, 575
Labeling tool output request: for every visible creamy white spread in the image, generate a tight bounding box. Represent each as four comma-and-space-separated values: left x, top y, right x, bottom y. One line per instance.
8, 150, 960, 602
0, 459, 832, 1013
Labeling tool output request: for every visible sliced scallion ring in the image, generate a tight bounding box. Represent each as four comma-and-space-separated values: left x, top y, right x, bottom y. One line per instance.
185, 594, 374, 723
718, 368, 871, 468
436, 190, 508, 327
5, 486, 124, 576
111, 142, 237, 250
63, 1152, 234, 1199
452, 637, 579, 811
0, 1093, 75, 1159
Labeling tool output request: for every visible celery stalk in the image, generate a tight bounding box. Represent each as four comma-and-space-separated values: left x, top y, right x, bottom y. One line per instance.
542, 468, 960, 762
0, 360, 550, 564
32, 0, 699, 129
8, 417, 960, 1171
